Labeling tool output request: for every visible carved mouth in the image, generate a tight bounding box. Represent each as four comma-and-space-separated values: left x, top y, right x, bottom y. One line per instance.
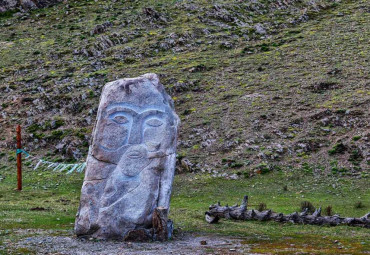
127, 150, 143, 159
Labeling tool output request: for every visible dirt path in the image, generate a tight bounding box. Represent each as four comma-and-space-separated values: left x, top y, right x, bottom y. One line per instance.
2, 230, 254, 255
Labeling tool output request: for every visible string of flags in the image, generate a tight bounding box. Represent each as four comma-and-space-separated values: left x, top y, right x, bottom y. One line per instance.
16, 149, 86, 174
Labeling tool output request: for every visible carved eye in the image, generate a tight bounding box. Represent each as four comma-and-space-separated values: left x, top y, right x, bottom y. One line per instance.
112, 115, 128, 124
146, 118, 163, 127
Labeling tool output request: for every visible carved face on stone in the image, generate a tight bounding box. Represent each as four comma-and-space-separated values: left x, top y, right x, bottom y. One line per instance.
91, 74, 178, 165
75, 74, 179, 239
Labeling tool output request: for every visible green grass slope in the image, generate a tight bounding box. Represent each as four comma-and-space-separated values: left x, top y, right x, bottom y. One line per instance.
0, 1, 369, 253
0, 0, 369, 174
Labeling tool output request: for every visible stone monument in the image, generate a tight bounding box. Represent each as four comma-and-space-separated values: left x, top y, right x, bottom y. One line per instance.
75, 73, 179, 240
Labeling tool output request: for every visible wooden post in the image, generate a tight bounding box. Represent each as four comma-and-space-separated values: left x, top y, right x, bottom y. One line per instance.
16, 125, 22, 191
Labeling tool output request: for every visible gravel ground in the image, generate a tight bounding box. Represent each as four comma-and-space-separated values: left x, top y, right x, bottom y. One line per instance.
2, 230, 254, 255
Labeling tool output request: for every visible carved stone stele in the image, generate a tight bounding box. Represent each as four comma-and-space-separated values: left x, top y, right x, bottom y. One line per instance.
75, 73, 179, 240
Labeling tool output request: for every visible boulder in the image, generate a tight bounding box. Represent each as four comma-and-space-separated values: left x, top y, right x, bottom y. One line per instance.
75, 73, 179, 240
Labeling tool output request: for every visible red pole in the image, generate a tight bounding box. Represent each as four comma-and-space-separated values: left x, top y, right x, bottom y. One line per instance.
16, 125, 22, 191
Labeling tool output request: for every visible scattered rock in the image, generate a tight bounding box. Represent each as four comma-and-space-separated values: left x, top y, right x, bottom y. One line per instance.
310, 81, 341, 93
0, 0, 62, 13
142, 7, 168, 23
219, 41, 233, 49
178, 158, 194, 173
90, 21, 113, 36
254, 23, 266, 35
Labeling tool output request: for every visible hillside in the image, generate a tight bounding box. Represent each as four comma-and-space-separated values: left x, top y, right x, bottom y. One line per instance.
0, 0, 369, 176
0, 1, 370, 253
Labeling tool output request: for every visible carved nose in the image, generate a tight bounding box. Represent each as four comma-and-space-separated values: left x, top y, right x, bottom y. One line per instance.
146, 142, 160, 152
128, 119, 142, 144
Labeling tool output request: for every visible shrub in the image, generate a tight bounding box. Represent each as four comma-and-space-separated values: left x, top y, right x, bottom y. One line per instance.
300, 201, 315, 213
53, 118, 65, 129
328, 143, 346, 155
349, 149, 363, 163
354, 201, 365, 209
257, 203, 267, 212
27, 124, 41, 132
243, 171, 250, 179
256, 163, 271, 174
230, 162, 244, 168
352, 136, 361, 141
324, 205, 333, 216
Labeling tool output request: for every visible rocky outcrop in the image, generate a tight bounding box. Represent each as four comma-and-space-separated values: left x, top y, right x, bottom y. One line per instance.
0, 0, 62, 13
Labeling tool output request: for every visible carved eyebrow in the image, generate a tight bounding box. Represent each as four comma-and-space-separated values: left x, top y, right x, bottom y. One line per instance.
106, 103, 165, 114
139, 109, 166, 118
106, 107, 138, 116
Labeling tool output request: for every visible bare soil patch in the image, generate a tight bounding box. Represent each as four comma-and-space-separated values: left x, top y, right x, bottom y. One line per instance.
5, 230, 252, 255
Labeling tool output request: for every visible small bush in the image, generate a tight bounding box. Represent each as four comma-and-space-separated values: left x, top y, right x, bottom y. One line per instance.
257, 203, 267, 212
300, 201, 315, 213
8, 155, 15, 162
27, 124, 41, 133
302, 163, 313, 174
256, 163, 271, 174
176, 152, 186, 161
243, 171, 250, 179
230, 162, 244, 168
50, 130, 64, 140
0, 10, 16, 19
352, 136, 361, 141
53, 118, 65, 129
354, 201, 365, 209
349, 149, 363, 163
221, 158, 232, 163
328, 143, 346, 155
324, 205, 333, 216
124, 57, 136, 64
33, 132, 45, 139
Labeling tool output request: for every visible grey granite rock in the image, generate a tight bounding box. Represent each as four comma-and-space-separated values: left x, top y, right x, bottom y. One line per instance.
0, 0, 62, 13
75, 73, 179, 240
